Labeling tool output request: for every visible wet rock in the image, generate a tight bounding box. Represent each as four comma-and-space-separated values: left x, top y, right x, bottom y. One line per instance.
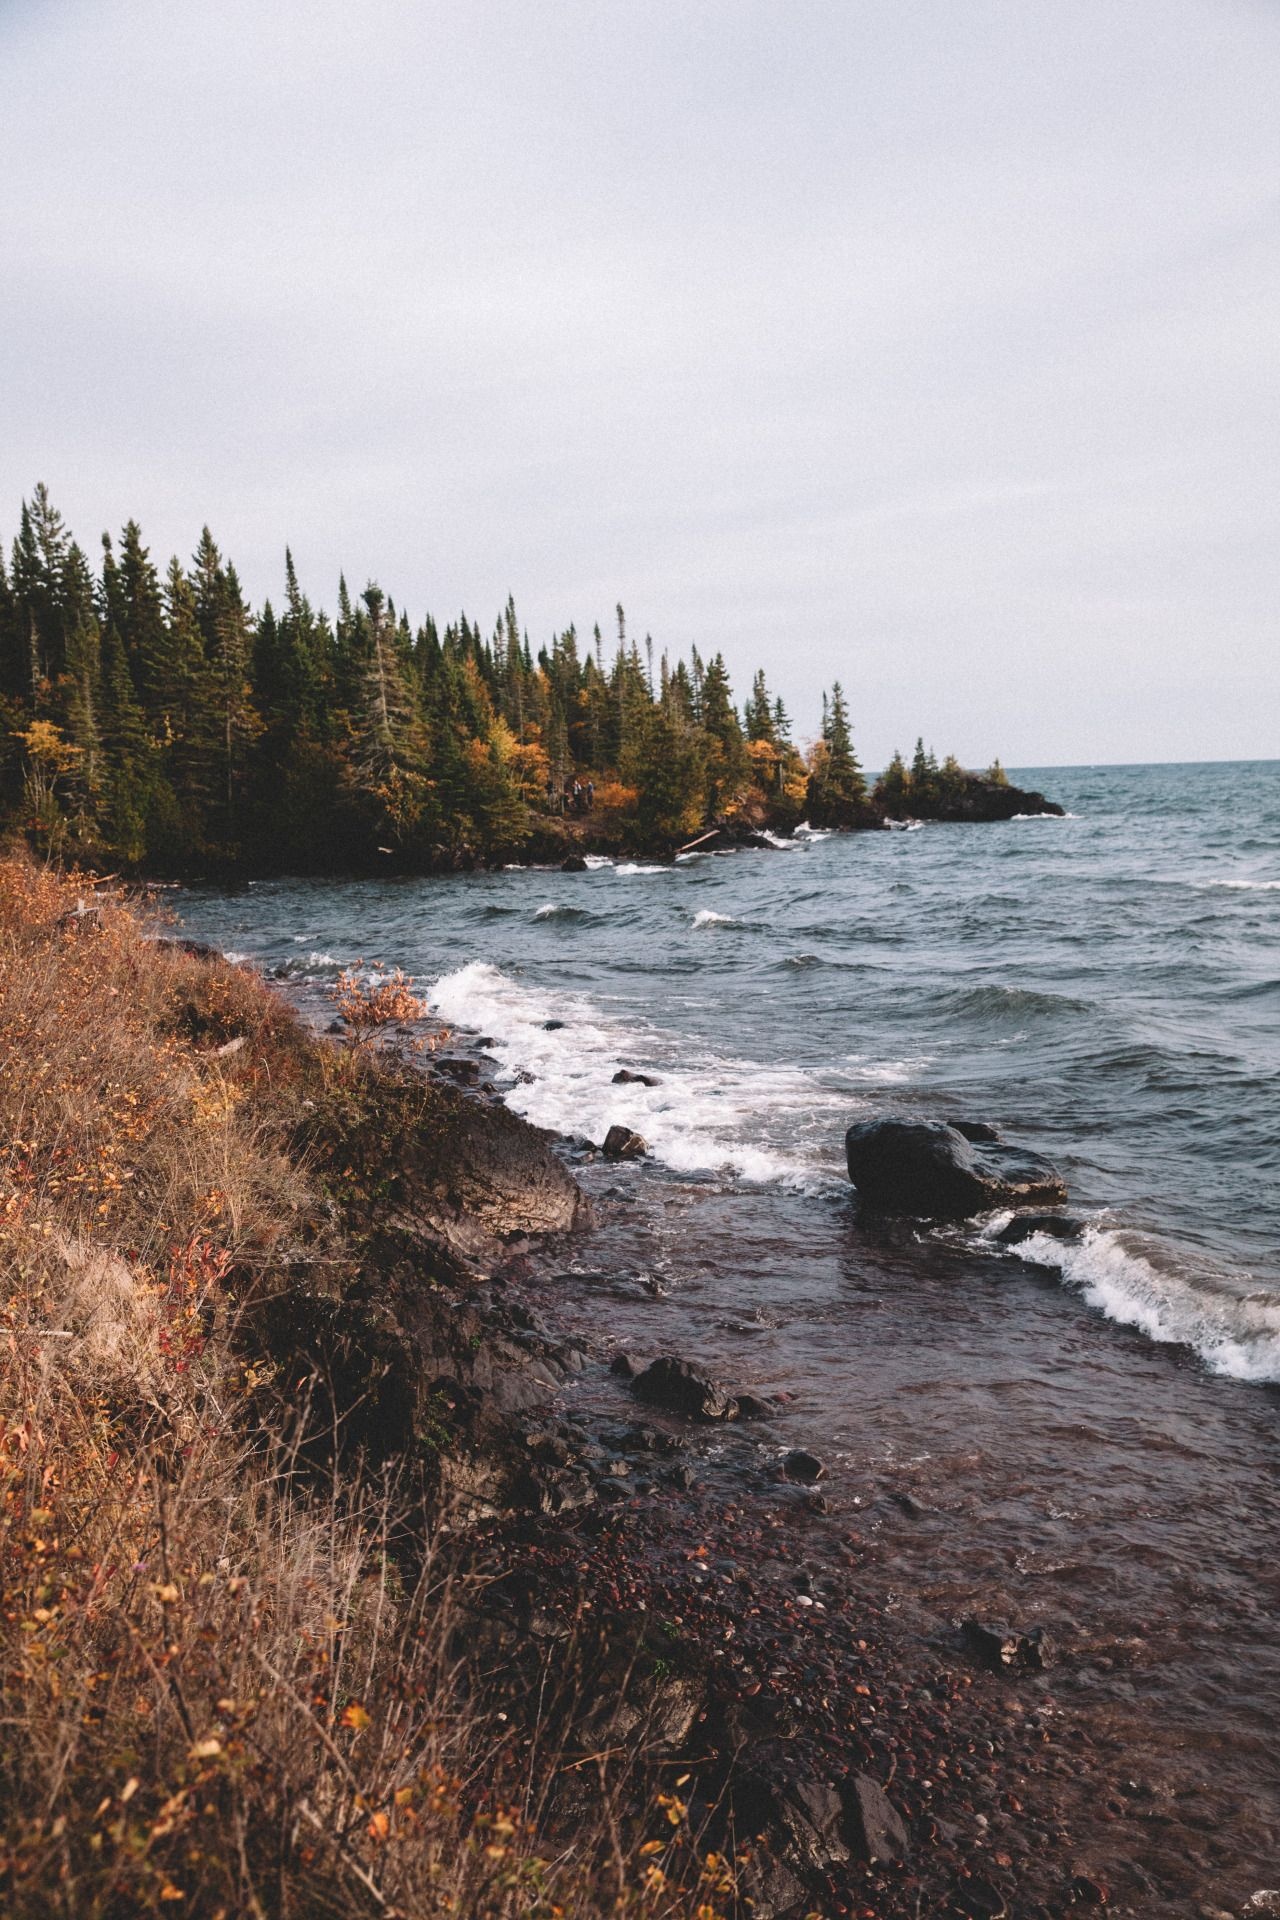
632, 1356, 738, 1421
963, 1617, 1056, 1673
560, 854, 588, 871
995, 1211, 1084, 1247
603, 1124, 648, 1159
950, 1119, 1003, 1143
734, 1392, 775, 1421
845, 1117, 1067, 1218
955, 1873, 1011, 1916
609, 1350, 642, 1379
1240, 1899, 1280, 1919
889, 1489, 925, 1517
1067, 1875, 1108, 1906
782, 1449, 826, 1484
776, 1775, 849, 1872
612, 1067, 660, 1086
431, 1055, 482, 1085
543, 1018, 566, 1030
844, 1772, 910, 1864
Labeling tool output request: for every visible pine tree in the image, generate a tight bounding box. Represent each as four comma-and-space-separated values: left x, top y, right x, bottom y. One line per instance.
806, 681, 866, 826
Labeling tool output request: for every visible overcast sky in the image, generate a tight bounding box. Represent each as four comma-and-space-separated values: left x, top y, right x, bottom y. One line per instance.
3, 0, 1278, 766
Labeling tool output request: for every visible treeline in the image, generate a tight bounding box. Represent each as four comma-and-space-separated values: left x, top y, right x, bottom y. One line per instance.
0, 486, 995, 872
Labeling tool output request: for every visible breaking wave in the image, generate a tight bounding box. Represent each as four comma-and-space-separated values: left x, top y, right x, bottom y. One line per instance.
427, 959, 849, 1188
985, 1221, 1280, 1384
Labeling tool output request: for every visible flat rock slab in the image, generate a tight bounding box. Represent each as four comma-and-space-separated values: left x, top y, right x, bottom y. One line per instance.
846, 1117, 1067, 1218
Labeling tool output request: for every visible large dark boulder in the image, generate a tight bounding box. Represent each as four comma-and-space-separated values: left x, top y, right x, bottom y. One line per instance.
632, 1356, 738, 1421
845, 1118, 1066, 1218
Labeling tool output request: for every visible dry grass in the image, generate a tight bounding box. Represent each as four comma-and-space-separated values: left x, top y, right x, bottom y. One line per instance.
0, 861, 737, 1920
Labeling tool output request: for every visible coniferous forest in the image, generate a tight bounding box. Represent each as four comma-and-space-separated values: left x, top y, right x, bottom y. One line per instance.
0, 487, 1024, 874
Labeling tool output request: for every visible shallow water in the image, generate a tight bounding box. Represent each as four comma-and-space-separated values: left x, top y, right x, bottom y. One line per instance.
181, 760, 1280, 1907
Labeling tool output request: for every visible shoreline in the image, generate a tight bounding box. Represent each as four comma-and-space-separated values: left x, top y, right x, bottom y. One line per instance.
272, 968, 1278, 1919
5, 860, 1273, 1918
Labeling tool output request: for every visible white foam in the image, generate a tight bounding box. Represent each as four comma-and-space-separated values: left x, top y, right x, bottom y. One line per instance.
427, 959, 850, 1188
583, 854, 615, 870
1206, 877, 1280, 892
534, 902, 573, 920
1010, 811, 1078, 820
615, 862, 668, 875
224, 950, 249, 965
693, 909, 737, 928
842, 1054, 930, 1084
991, 1223, 1280, 1384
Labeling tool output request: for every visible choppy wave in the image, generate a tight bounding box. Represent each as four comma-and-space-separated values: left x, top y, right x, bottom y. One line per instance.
428, 959, 848, 1187
986, 1221, 1280, 1383
693, 909, 737, 928
945, 983, 1091, 1022
533, 902, 589, 921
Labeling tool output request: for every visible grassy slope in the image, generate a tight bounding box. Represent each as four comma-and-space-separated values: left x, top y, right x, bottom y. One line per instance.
0, 861, 723, 1920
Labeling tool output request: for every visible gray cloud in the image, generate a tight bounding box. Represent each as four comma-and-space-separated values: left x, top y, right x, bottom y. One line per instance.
3, 0, 1278, 764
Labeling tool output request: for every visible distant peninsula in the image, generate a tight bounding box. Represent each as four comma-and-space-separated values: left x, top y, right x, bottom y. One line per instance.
1, 485, 1061, 877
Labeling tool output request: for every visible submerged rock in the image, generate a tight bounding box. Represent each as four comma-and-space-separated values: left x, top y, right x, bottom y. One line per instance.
963, 1617, 1057, 1673
632, 1356, 738, 1421
995, 1211, 1084, 1248
602, 1124, 648, 1159
845, 1117, 1067, 1218
844, 1773, 910, 1864
782, 1448, 826, 1483
612, 1067, 660, 1086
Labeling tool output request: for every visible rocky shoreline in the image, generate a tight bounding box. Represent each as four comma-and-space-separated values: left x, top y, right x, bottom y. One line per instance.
264, 982, 1274, 1920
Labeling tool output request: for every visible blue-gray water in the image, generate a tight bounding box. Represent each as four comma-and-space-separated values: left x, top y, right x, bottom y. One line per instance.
184, 759, 1280, 1384
180, 761, 1280, 1902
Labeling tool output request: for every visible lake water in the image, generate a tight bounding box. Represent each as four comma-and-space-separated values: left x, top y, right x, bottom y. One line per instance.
180, 760, 1280, 1910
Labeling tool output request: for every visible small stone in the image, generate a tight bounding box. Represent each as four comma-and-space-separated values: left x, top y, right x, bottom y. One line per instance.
783, 1449, 826, 1484
602, 1124, 648, 1159
963, 1617, 1056, 1673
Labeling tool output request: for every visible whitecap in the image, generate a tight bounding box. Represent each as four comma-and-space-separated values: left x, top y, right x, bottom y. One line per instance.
989, 1222, 1280, 1384
427, 959, 850, 1189
583, 854, 615, 870
615, 862, 668, 875
692, 909, 737, 928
